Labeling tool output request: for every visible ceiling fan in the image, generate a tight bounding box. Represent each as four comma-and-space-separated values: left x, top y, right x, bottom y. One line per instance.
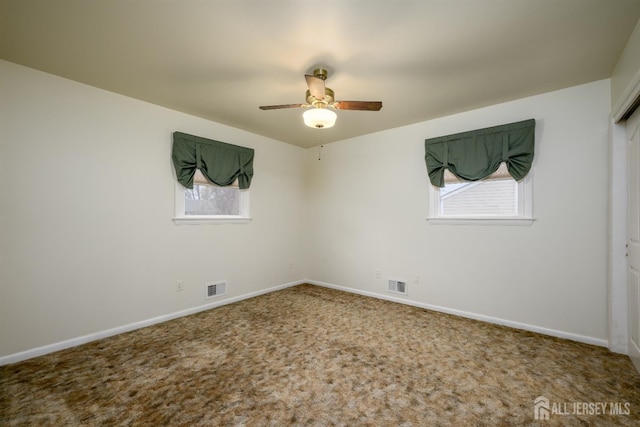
259, 68, 383, 129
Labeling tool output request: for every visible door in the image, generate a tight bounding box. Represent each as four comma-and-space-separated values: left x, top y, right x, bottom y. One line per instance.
627, 106, 640, 373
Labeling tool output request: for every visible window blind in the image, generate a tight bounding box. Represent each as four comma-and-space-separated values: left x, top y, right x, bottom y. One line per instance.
172, 132, 254, 190
425, 119, 535, 188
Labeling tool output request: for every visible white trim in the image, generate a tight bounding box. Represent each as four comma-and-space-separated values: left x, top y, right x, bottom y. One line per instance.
612, 66, 640, 122
307, 279, 609, 348
2, 278, 608, 366
0, 280, 304, 366
608, 118, 629, 354
173, 216, 252, 225
427, 217, 534, 226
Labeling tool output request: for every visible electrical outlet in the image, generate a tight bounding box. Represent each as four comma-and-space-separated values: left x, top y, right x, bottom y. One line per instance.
375, 270, 381, 279
413, 275, 420, 284
176, 280, 184, 292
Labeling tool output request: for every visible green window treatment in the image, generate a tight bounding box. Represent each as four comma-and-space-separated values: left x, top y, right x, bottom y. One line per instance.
172, 132, 254, 190
424, 119, 535, 188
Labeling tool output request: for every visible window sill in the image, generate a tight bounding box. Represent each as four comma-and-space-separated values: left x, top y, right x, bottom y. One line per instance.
173, 216, 252, 225
426, 217, 535, 226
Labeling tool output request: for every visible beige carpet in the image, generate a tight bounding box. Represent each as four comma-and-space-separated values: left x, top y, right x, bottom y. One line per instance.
1, 284, 639, 426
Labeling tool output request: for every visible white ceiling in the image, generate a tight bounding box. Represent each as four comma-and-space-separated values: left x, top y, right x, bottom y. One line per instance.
2, 0, 640, 149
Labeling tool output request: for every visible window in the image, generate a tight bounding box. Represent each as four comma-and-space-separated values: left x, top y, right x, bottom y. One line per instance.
171, 132, 254, 225
174, 170, 250, 225
424, 119, 535, 225
427, 163, 533, 225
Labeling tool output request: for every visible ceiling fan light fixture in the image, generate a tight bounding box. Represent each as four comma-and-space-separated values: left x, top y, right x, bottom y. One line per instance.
303, 107, 336, 129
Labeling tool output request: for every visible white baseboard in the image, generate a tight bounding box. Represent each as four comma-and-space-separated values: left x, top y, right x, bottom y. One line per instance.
1, 278, 610, 366
608, 342, 629, 355
307, 280, 609, 348
0, 280, 304, 366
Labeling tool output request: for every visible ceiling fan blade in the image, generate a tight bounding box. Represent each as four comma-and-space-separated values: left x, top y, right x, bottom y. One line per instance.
259, 104, 305, 110
334, 101, 383, 111
305, 75, 326, 100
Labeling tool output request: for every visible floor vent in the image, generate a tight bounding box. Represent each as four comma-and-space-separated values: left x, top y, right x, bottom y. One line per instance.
206, 281, 227, 299
388, 279, 407, 295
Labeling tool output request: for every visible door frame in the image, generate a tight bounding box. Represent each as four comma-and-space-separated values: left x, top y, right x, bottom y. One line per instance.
627, 110, 640, 372
607, 59, 640, 354
610, 63, 640, 354
609, 119, 629, 354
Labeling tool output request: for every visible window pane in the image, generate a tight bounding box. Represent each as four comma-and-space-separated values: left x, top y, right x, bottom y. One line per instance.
440, 178, 517, 217
185, 184, 240, 215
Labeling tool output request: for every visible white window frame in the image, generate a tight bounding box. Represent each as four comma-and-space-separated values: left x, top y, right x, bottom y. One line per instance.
172, 180, 251, 225
426, 170, 534, 226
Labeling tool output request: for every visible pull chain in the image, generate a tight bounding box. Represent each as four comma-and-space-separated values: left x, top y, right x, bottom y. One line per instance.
316, 131, 323, 160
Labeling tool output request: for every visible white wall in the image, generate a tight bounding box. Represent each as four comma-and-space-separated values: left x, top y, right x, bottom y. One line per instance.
0, 59, 614, 360
0, 60, 307, 359
305, 80, 611, 344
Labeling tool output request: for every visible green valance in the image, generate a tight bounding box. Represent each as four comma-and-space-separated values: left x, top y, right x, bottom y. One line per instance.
172, 132, 254, 190
424, 119, 535, 187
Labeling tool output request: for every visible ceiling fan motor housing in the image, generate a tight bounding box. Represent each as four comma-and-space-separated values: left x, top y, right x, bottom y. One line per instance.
306, 87, 335, 107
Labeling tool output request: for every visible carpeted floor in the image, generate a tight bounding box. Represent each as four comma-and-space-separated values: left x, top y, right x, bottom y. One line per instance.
1, 284, 640, 426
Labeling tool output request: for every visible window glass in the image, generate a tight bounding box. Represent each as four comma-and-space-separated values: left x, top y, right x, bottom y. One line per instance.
428, 162, 532, 224
440, 178, 517, 217
185, 184, 241, 216
174, 170, 250, 224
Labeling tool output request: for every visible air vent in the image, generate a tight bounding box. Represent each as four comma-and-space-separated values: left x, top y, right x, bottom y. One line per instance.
388, 279, 407, 295
206, 281, 227, 299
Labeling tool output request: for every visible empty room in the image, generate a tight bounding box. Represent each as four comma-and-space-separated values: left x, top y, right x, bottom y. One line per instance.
3, 1, 640, 425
